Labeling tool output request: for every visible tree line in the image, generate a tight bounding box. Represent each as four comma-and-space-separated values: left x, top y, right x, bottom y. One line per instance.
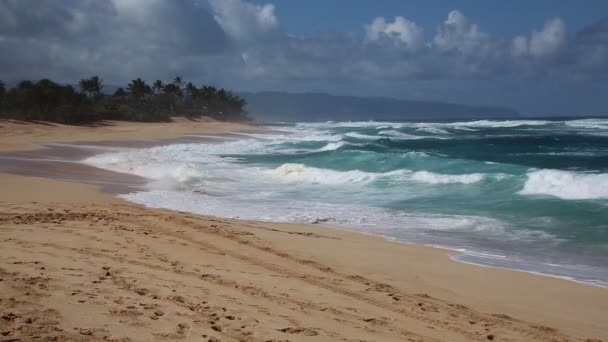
0, 77, 249, 125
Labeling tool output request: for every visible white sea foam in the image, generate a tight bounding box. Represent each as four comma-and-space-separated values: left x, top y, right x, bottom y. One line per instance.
82, 141, 268, 188
296, 121, 403, 129
121, 189, 509, 233
266, 163, 377, 184
317, 141, 348, 151
264, 163, 487, 186
344, 132, 381, 140
445, 120, 550, 128
84, 151, 206, 189
415, 126, 450, 134
230, 129, 344, 143
520, 169, 608, 200
379, 130, 424, 139
402, 151, 431, 158
378, 130, 447, 140
564, 118, 608, 130
295, 119, 553, 132
410, 171, 484, 184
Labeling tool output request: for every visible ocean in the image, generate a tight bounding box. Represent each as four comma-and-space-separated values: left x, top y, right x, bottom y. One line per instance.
84, 118, 608, 287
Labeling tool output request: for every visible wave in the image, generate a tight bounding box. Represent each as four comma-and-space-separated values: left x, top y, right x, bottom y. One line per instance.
444, 120, 550, 128
85, 153, 204, 189
564, 119, 608, 130
267, 163, 377, 185
296, 119, 552, 130
344, 132, 380, 140
520, 169, 608, 200
379, 130, 424, 139
346, 130, 449, 141
317, 141, 348, 152
233, 130, 344, 143
410, 171, 485, 184
266, 163, 487, 186
402, 151, 432, 158
415, 127, 450, 134
378, 130, 447, 140
121, 190, 514, 236
296, 121, 403, 129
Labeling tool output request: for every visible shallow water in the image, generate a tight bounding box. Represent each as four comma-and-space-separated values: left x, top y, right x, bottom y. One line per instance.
84, 118, 608, 287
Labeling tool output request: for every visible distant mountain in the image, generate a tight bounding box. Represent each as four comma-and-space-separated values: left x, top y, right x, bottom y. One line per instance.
241, 92, 519, 122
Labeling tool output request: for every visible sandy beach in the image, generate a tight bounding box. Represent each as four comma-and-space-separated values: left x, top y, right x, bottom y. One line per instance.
0, 119, 606, 342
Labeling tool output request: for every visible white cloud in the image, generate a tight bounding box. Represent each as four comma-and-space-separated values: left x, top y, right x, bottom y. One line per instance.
365, 16, 424, 50
512, 18, 566, 58
0, 0, 606, 87
433, 10, 489, 54
208, 0, 279, 43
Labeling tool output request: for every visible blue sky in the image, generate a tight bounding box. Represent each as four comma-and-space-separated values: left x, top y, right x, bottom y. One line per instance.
245, 0, 608, 39
1, 0, 608, 115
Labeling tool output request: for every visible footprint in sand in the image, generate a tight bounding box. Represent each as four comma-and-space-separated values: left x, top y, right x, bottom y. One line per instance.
278, 327, 319, 336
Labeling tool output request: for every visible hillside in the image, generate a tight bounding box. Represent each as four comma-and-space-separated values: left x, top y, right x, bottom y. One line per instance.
242, 92, 519, 122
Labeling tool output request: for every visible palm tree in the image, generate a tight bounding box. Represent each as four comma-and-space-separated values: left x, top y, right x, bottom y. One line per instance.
201, 85, 217, 100
89, 76, 103, 97
113, 87, 127, 97
79, 78, 93, 97
152, 80, 164, 95
78, 76, 103, 99
163, 83, 182, 98
127, 78, 151, 100
173, 76, 183, 88
172, 76, 184, 98
185, 82, 198, 98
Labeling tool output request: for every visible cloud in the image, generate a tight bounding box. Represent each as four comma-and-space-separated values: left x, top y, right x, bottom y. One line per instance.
0, 0, 229, 82
0, 0, 99, 41
433, 10, 489, 54
512, 18, 567, 58
365, 16, 424, 50
208, 0, 280, 43
566, 17, 608, 78
0, 0, 607, 89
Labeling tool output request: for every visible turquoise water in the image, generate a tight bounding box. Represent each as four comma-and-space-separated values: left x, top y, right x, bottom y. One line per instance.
85, 118, 608, 286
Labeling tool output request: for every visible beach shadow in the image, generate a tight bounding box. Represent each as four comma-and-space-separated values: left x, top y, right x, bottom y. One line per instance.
80, 121, 116, 128
30, 120, 59, 126
1, 119, 31, 125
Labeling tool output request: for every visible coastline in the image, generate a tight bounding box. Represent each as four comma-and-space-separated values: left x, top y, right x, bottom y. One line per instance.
0, 119, 606, 341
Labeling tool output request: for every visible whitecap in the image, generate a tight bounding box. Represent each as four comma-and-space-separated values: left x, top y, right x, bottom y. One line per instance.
445, 120, 550, 128
265, 163, 376, 185
519, 169, 608, 200
264, 163, 487, 186
378, 130, 447, 140
410, 171, 484, 184
344, 132, 380, 140
564, 118, 608, 130
317, 141, 348, 152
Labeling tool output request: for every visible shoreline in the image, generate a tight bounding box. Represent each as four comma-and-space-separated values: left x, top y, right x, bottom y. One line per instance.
0, 119, 606, 341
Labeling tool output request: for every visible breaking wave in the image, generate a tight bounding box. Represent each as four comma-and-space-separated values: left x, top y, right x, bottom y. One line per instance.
82, 118, 608, 287
520, 169, 608, 200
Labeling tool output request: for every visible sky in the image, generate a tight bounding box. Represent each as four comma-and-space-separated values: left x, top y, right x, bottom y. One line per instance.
1, 0, 608, 115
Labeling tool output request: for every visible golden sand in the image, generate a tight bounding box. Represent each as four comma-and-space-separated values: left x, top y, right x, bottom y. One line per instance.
0, 119, 606, 341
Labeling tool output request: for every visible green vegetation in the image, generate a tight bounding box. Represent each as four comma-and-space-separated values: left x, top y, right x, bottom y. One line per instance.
0, 76, 249, 124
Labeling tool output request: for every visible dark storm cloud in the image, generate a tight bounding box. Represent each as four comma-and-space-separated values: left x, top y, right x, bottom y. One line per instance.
564, 17, 608, 78
0, 0, 229, 82
0, 0, 82, 39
